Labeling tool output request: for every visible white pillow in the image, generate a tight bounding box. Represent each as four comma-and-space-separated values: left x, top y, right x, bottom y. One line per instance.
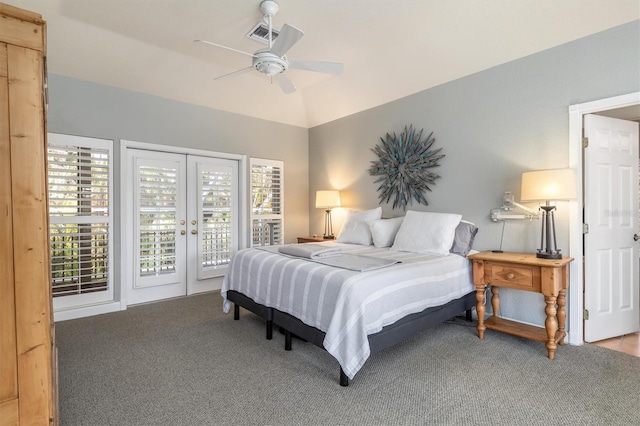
336, 207, 382, 245
392, 211, 462, 255
370, 217, 404, 248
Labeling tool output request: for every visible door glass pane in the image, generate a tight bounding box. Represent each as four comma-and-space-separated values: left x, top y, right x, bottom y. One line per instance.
138, 165, 178, 276
200, 166, 233, 269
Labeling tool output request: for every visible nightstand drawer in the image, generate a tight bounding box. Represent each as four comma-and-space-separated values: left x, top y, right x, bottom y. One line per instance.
488, 264, 541, 292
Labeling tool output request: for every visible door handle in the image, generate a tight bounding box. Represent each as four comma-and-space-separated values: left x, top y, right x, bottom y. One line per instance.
634, 234, 639, 242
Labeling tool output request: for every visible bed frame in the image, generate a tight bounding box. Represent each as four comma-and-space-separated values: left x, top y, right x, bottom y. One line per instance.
227, 289, 476, 386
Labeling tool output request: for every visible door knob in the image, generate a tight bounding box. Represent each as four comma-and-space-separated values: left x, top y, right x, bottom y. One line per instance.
191, 230, 197, 235
180, 230, 186, 235
634, 234, 639, 242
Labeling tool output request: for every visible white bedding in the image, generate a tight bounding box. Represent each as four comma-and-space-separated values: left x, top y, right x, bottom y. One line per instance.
221, 242, 475, 379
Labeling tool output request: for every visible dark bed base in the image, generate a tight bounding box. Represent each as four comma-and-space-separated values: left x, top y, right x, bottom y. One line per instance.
228, 290, 275, 340
226, 290, 476, 386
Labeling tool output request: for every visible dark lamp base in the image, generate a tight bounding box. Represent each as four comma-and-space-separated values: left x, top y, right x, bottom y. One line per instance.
536, 250, 562, 260
323, 235, 335, 240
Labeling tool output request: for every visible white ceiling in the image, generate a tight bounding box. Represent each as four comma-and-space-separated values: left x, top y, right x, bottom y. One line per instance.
8, 0, 640, 128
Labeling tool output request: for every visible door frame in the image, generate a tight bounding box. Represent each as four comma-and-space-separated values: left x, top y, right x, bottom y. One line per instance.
568, 91, 640, 345
120, 139, 248, 310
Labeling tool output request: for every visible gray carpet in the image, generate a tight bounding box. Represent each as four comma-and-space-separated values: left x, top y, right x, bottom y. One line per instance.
55, 292, 640, 425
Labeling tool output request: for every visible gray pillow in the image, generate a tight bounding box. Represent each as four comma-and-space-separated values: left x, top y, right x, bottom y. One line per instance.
450, 220, 478, 257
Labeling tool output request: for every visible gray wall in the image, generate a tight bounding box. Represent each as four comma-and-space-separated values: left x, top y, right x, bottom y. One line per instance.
48, 74, 309, 245
309, 20, 640, 326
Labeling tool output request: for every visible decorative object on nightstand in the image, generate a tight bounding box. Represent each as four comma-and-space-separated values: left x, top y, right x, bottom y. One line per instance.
367, 124, 444, 210
490, 190, 540, 222
521, 168, 577, 259
468, 251, 574, 360
315, 190, 341, 239
490, 190, 541, 253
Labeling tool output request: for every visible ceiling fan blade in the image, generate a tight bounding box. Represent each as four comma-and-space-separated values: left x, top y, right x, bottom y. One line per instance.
288, 60, 344, 75
194, 39, 255, 58
270, 24, 304, 57
275, 73, 296, 94
214, 66, 253, 81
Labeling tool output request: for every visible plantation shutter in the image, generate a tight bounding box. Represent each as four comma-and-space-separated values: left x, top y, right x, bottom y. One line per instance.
250, 158, 284, 246
137, 163, 180, 277
48, 134, 113, 309
197, 161, 237, 273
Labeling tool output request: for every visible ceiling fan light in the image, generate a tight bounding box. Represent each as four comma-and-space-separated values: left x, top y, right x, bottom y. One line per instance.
256, 61, 284, 76
253, 51, 288, 76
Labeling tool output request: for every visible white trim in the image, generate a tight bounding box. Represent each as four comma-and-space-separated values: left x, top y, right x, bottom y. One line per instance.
121, 139, 244, 161
239, 156, 249, 249
568, 91, 640, 345
54, 301, 125, 322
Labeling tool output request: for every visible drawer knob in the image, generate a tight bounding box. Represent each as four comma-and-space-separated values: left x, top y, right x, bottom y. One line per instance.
506, 273, 515, 280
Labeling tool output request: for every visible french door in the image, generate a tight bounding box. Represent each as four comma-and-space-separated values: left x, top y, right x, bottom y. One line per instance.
124, 149, 238, 305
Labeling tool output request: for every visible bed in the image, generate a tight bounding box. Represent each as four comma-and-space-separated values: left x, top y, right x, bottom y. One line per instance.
221, 210, 478, 386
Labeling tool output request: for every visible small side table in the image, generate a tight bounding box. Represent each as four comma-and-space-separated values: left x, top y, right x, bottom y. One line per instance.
297, 236, 332, 243
468, 251, 574, 359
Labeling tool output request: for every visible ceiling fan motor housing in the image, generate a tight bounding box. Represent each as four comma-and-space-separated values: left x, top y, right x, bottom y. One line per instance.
260, 1, 280, 17
253, 50, 288, 76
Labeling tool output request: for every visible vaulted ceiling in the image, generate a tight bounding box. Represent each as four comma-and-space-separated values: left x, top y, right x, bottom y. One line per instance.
8, 0, 640, 128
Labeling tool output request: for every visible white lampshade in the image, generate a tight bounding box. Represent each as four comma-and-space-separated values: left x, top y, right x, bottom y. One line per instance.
315, 190, 341, 209
521, 169, 577, 202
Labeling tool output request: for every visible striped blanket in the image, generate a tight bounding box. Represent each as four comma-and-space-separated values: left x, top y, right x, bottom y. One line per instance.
221, 243, 474, 379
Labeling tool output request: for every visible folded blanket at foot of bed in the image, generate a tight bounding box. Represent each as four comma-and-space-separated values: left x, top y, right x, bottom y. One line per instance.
277, 243, 342, 259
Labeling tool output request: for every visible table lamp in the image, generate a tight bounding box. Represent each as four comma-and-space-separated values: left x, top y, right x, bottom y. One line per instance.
315, 190, 341, 239
521, 168, 577, 259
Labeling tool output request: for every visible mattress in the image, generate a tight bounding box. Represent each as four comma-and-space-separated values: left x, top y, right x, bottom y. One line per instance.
221, 242, 475, 379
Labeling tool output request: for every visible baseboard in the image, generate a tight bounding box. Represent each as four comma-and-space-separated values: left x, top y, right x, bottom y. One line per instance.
54, 301, 124, 322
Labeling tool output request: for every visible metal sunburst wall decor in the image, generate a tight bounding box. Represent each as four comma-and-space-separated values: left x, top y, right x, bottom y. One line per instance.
368, 124, 444, 210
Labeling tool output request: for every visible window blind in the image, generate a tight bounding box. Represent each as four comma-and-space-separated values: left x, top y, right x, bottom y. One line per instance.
48, 140, 111, 298
200, 167, 234, 268
138, 165, 178, 276
250, 158, 284, 246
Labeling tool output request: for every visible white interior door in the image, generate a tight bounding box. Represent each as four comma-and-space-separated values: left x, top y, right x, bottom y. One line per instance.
187, 156, 238, 294
584, 114, 640, 342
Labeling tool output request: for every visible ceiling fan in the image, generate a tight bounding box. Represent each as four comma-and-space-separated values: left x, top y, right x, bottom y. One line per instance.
195, 0, 343, 94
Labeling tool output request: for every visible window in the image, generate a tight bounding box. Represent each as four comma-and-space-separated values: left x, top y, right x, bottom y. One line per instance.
48, 134, 113, 307
250, 158, 284, 246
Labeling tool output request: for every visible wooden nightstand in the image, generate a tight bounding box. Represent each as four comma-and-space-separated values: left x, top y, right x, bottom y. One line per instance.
468, 251, 574, 359
297, 236, 333, 243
